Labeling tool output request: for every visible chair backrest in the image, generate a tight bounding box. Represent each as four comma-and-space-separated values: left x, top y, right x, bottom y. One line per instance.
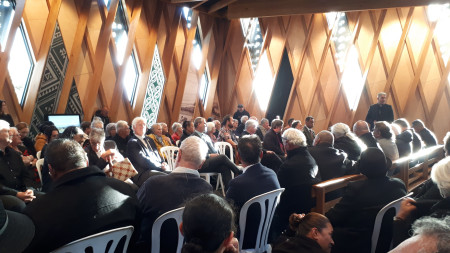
371, 193, 412, 253
239, 188, 285, 253
151, 207, 185, 253
36, 158, 44, 186
50, 225, 134, 253
36, 150, 42, 159
161, 146, 179, 171
214, 142, 234, 163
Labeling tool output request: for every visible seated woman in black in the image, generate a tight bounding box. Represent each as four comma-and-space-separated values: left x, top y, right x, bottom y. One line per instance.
272, 212, 334, 253
181, 193, 239, 253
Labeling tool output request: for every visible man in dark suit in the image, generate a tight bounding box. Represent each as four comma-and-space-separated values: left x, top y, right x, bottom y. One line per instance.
226, 135, 280, 250
303, 116, 316, 147
235, 115, 248, 137
353, 120, 380, 149
272, 128, 320, 238
191, 117, 241, 187
412, 119, 438, 148
137, 136, 212, 251
23, 139, 140, 253
127, 117, 168, 187
308, 130, 355, 181
263, 119, 285, 157
365, 92, 394, 130
179, 120, 194, 146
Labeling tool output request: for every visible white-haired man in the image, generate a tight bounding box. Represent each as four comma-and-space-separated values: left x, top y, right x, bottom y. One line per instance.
365, 92, 394, 130
137, 136, 213, 251
272, 128, 320, 236
0, 120, 41, 212
127, 117, 168, 187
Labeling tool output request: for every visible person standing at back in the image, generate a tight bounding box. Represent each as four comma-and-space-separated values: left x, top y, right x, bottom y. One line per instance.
365, 92, 394, 130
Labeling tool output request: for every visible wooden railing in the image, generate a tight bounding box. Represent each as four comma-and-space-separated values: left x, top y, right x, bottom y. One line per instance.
311, 145, 445, 214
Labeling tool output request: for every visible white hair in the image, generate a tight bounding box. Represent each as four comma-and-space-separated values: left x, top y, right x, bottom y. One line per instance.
331, 123, 357, 141
179, 136, 208, 168
172, 122, 182, 133
245, 119, 258, 131
89, 127, 105, 143
241, 115, 249, 123
431, 156, 450, 198
116, 120, 129, 132
105, 123, 116, 137
131, 117, 146, 130
206, 122, 215, 133
0, 120, 10, 131
151, 123, 161, 131
91, 116, 104, 129
282, 128, 307, 147
377, 92, 387, 97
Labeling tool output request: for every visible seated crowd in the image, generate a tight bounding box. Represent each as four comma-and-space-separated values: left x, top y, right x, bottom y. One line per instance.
0, 103, 449, 253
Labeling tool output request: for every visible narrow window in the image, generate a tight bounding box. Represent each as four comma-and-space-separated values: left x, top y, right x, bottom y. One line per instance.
199, 68, 210, 109
123, 52, 139, 104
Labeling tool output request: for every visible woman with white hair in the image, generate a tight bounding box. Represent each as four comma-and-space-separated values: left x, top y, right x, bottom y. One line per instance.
330, 123, 362, 161
206, 121, 217, 143
393, 156, 450, 247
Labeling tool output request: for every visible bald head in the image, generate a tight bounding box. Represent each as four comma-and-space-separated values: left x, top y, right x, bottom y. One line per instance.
353, 120, 370, 137
314, 130, 334, 146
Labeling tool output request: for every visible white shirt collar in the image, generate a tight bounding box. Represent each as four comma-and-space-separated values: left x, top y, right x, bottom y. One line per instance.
172, 166, 200, 177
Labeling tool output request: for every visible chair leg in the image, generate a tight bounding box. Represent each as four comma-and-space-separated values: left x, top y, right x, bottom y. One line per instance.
216, 174, 225, 196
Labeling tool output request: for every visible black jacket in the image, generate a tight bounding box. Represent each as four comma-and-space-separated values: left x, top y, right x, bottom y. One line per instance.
365, 104, 394, 130
334, 136, 362, 161
308, 143, 355, 181
24, 166, 140, 253
396, 130, 413, 158
418, 128, 438, 147
263, 129, 285, 156
274, 147, 320, 234
359, 132, 379, 149
0, 147, 34, 196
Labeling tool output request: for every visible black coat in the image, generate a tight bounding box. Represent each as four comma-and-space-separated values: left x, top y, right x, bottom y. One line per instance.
326, 177, 406, 253
274, 147, 320, 235
418, 128, 438, 147
0, 147, 35, 196
23, 166, 140, 253
396, 130, 413, 158
411, 131, 423, 153
308, 143, 355, 181
85, 145, 108, 170
112, 134, 131, 158
365, 104, 394, 130
263, 129, 285, 156
359, 132, 379, 149
334, 136, 362, 161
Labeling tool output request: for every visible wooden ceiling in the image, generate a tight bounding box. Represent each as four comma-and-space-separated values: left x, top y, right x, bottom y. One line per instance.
166, 0, 450, 19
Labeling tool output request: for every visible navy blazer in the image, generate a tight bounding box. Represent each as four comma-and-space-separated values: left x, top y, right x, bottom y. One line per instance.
127, 135, 164, 182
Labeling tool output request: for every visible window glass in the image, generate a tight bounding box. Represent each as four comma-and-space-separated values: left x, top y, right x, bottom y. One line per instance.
7, 23, 34, 105
0, 0, 15, 51
199, 69, 210, 109
240, 18, 264, 73
123, 52, 139, 104
112, 1, 129, 65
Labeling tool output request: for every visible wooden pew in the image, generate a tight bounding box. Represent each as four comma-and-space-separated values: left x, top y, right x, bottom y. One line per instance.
311, 174, 367, 214
392, 145, 445, 191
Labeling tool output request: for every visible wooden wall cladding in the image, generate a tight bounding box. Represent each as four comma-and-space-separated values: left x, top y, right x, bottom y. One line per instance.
218, 7, 450, 141
0, 1, 448, 141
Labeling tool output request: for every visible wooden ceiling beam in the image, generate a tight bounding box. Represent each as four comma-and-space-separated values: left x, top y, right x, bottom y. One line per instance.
227, 0, 450, 18
208, 0, 238, 14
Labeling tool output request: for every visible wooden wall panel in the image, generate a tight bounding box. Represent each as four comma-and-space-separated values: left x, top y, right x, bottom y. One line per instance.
0, 2, 448, 142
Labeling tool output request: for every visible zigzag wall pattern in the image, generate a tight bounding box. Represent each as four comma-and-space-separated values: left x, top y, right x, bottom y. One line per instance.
30, 22, 69, 137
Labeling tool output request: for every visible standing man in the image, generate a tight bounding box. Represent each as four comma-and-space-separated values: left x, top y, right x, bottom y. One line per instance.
365, 92, 394, 130
263, 119, 285, 157
303, 116, 316, 147
233, 104, 250, 124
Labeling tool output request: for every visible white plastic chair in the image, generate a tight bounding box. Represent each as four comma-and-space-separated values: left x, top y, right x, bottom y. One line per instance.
36, 158, 44, 188
214, 141, 235, 178
51, 225, 134, 253
239, 188, 285, 253
151, 207, 185, 253
371, 193, 412, 253
36, 150, 41, 159
200, 173, 225, 196
161, 146, 179, 171
215, 142, 234, 163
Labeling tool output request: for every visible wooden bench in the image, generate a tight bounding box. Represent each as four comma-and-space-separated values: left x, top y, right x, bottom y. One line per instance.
311, 174, 367, 214
392, 145, 445, 191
